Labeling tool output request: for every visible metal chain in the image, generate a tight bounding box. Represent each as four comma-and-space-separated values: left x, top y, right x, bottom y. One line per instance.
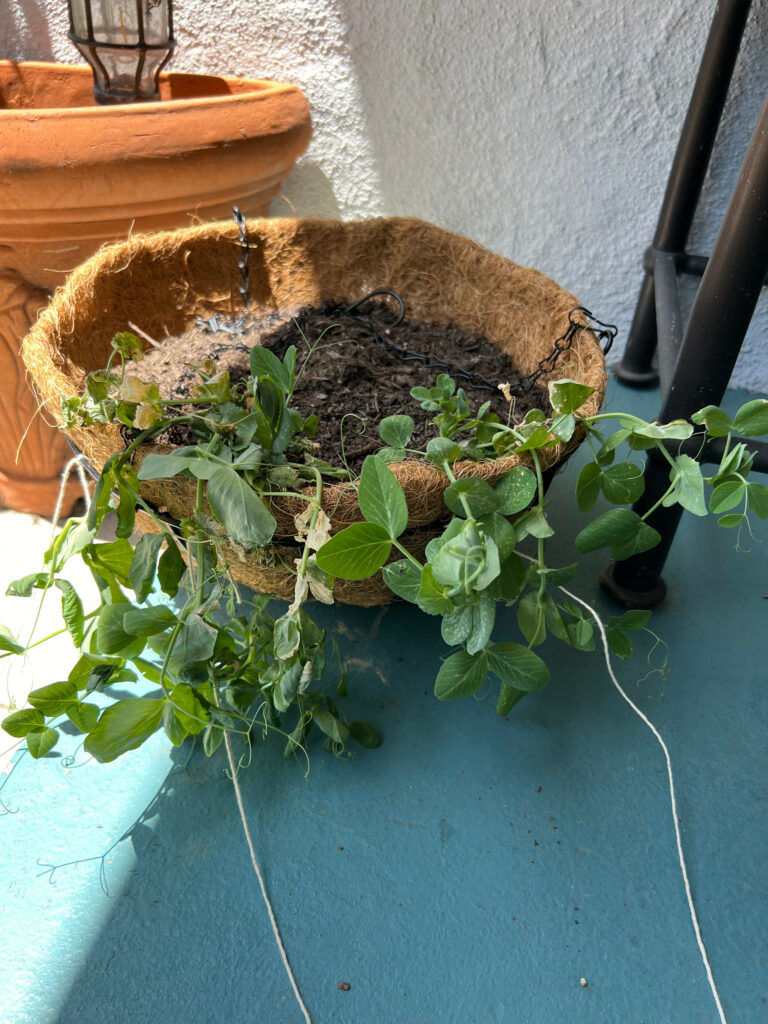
342, 290, 617, 394
197, 209, 618, 394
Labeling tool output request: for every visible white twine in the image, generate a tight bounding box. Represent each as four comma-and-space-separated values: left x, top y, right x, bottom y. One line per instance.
48, 454, 724, 1021
222, 730, 312, 1024
559, 585, 728, 1024
51, 454, 92, 529
52, 455, 309, 1017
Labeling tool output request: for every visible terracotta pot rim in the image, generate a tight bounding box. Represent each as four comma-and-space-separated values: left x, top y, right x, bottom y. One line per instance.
0, 60, 304, 119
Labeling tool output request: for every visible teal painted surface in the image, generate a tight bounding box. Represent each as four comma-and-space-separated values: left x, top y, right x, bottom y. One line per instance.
2, 379, 766, 1023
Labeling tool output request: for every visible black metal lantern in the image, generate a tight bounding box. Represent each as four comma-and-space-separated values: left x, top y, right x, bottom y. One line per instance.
67, 0, 175, 104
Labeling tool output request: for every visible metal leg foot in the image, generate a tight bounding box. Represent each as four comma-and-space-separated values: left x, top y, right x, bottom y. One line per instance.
599, 563, 667, 609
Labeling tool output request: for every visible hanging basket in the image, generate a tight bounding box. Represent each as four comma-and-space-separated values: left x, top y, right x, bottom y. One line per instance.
23, 216, 606, 606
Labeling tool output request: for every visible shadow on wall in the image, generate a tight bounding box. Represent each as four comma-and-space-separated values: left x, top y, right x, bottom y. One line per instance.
269, 160, 343, 220
1, 1, 55, 61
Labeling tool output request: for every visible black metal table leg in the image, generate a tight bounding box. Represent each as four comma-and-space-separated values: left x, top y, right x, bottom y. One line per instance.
615, 0, 752, 387
602, 89, 768, 608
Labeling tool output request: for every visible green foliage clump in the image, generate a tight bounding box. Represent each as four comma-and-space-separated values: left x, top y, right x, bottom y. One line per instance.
3, 328, 768, 767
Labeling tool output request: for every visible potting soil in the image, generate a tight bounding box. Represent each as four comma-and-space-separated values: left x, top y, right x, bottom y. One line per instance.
136, 298, 551, 473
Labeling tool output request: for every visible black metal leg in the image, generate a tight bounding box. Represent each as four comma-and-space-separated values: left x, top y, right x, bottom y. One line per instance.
603, 89, 768, 608
615, 0, 752, 386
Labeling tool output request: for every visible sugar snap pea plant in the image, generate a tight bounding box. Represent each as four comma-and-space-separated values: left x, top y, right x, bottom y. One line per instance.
316, 374, 768, 710
3, 331, 768, 764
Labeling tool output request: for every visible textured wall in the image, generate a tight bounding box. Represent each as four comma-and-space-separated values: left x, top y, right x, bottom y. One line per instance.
3, 0, 766, 389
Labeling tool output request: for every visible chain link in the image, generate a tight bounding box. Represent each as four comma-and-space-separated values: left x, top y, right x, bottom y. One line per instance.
197, 210, 617, 394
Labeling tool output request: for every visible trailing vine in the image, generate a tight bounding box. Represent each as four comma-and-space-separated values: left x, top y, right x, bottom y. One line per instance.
3, 329, 768, 764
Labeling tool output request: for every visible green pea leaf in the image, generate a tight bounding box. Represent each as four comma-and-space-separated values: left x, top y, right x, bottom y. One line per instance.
537, 562, 579, 586
663, 454, 706, 516
709, 480, 746, 515
466, 591, 496, 655
203, 723, 224, 757
273, 612, 301, 660
416, 565, 453, 616
315, 522, 393, 580
2, 707, 45, 738
497, 684, 527, 715
425, 437, 461, 466
137, 454, 199, 481
157, 541, 186, 598
0, 623, 24, 655
733, 398, 768, 437
68, 654, 116, 691
160, 616, 216, 671
444, 477, 501, 518
348, 721, 381, 748
206, 466, 276, 549
379, 415, 414, 448
46, 519, 97, 572
55, 580, 85, 647
123, 605, 178, 637
358, 456, 408, 538
576, 463, 602, 512
597, 428, 632, 465
600, 462, 645, 505
747, 482, 768, 519
28, 680, 78, 716
89, 539, 135, 587
382, 559, 422, 604
313, 709, 349, 745
274, 662, 303, 712
84, 698, 164, 762
477, 513, 517, 561
712, 444, 747, 483
718, 513, 747, 529
129, 533, 165, 602
434, 650, 488, 701
512, 424, 551, 453
607, 630, 633, 660
249, 345, 291, 391
486, 642, 550, 691
515, 507, 553, 540
491, 553, 527, 603
550, 413, 576, 442
517, 592, 546, 646
97, 604, 144, 656
66, 701, 100, 733
168, 683, 209, 735
628, 420, 694, 442
548, 379, 595, 415
115, 482, 137, 539
441, 603, 474, 646
377, 447, 408, 463
575, 509, 661, 561
607, 610, 651, 632
493, 465, 537, 515
26, 727, 59, 758
6, 573, 47, 598
691, 405, 733, 437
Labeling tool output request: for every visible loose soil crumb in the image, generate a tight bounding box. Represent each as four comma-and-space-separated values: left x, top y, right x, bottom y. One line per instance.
136, 297, 551, 474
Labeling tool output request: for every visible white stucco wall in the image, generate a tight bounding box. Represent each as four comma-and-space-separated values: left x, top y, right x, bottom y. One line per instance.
3, 0, 767, 390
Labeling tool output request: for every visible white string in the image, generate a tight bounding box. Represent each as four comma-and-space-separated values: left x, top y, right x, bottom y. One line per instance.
54, 453, 308, 1016
222, 730, 312, 1024
558, 585, 728, 1024
51, 454, 92, 529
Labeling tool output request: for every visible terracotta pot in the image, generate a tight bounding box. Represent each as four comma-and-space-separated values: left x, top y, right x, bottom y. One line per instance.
0, 60, 311, 516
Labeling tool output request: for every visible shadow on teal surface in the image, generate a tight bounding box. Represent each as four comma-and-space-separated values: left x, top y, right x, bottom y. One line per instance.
3, 379, 766, 1024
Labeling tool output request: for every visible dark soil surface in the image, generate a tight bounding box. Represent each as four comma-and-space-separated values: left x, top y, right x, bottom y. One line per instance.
136, 297, 550, 473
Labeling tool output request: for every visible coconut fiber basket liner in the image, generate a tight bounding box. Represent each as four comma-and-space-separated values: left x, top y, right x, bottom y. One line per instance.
24, 216, 606, 605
